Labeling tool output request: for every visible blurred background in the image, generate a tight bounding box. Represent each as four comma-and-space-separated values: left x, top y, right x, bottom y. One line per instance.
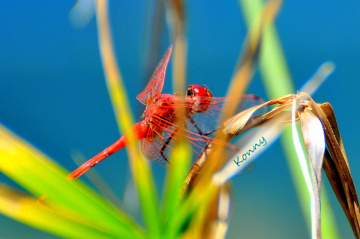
1, 1, 360, 238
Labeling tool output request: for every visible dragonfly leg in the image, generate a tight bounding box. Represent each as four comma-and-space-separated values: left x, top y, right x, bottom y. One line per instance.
160, 127, 179, 164
187, 116, 218, 138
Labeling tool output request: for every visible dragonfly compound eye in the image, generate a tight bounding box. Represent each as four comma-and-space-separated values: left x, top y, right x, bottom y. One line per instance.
186, 87, 193, 97
186, 84, 213, 113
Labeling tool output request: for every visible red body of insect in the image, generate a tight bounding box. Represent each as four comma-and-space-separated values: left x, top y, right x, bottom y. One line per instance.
68, 46, 261, 179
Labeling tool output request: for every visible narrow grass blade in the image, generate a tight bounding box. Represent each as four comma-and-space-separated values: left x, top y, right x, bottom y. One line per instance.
221, 0, 283, 125
213, 184, 232, 238
0, 124, 143, 238
0, 184, 114, 239
142, 0, 165, 86
316, 103, 360, 237
182, 185, 231, 239
172, 1, 285, 235
290, 98, 316, 238
95, 0, 160, 236
212, 110, 288, 185
181, 184, 232, 239
184, 0, 283, 196
95, 0, 135, 133
69, 0, 95, 28
71, 151, 123, 208
162, 134, 191, 238
164, 0, 187, 94
299, 62, 335, 96
300, 107, 326, 238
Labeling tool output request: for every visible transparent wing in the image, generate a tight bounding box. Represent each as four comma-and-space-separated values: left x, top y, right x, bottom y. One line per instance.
185, 94, 265, 136
140, 116, 211, 168
136, 45, 172, 105
140, 94, 265, 167
141, 129, 168, 168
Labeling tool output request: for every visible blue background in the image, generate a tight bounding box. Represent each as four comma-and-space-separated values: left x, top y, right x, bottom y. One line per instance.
1, 1, 360, 238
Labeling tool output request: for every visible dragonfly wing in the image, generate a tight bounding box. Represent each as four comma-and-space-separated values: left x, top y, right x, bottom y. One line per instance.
141, 118, 212, 168
140, 94, 264, 167
141, 128, 169, 168
186, 94, 265, 135
137, 45, 172, 105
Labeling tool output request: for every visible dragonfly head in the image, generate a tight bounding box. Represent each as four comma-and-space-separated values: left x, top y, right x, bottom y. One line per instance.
186, 84, 213, 113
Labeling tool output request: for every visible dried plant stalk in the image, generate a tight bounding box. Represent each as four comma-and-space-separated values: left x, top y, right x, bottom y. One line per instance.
182, 93, 360, 238
319, 103, 360, 238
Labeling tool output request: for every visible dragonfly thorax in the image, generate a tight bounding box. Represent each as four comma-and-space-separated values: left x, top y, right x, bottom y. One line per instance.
143, 94, 177, 130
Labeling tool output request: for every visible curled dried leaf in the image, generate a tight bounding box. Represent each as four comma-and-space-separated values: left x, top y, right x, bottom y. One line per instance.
300, 107, 326, 189
299, 106, 326, 239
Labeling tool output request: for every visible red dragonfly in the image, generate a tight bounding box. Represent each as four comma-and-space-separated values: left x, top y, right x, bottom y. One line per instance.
68, 45, 262, 179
